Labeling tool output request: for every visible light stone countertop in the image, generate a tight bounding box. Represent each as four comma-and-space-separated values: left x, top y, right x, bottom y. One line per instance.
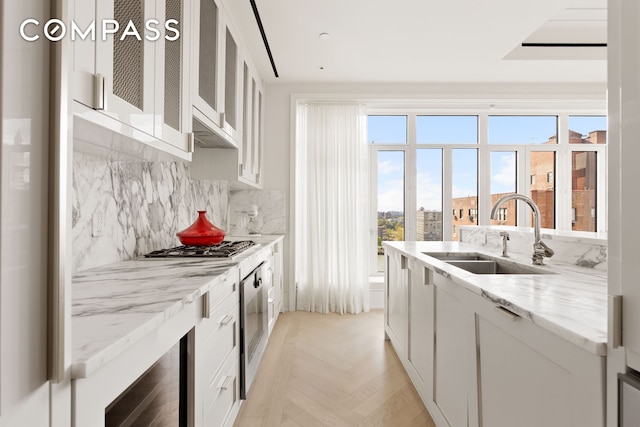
383, 240, 608, 356
72, 235, 284, 379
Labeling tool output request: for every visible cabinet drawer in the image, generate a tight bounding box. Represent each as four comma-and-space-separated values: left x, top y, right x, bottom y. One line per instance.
205, 269, 237, 314
202, 351, 239, 427
199, 295, 238, 383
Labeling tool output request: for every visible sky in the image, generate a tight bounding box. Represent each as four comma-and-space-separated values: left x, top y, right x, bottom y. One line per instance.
371, 115, 607, 213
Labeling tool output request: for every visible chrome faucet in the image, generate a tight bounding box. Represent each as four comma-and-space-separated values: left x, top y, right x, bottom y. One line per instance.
490, 194, 554, 265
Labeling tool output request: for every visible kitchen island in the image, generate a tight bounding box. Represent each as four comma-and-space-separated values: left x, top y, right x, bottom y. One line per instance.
71, 235, 284, 427
383, 240, 607, 427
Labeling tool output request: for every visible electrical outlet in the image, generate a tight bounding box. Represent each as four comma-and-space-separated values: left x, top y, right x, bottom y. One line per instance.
92, 212, 105, 237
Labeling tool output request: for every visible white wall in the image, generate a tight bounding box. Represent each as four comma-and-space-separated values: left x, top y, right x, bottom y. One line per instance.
263, 82, 606, 312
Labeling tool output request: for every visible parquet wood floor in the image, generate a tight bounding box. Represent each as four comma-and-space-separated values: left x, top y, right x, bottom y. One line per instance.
233, 310, 436, 427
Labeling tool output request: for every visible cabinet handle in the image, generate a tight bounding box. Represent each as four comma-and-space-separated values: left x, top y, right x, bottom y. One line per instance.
424, 267, 433, 286
93, 73, 106, 110
494, 305, 520, 320
268, 298, 274, 304
188, 133, 195, 153
202, 292, 211, 319
219, 314, 233, 325
217, 375, 233, 390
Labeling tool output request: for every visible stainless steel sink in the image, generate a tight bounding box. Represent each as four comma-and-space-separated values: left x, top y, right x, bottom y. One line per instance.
423, 252, 553, 275
422, 252, 490, 261
445, 260, 550, 275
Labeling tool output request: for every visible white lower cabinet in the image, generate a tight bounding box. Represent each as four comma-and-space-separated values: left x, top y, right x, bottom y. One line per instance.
383, 246, 606, 427
406, 258, 434, 402
431, 272, 469, 427
385, 249, 409, 360
195, 270, 240, 427
469, 293, 605, 427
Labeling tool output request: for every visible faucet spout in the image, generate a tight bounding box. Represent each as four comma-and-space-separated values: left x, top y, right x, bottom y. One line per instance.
490, 193, 553, 265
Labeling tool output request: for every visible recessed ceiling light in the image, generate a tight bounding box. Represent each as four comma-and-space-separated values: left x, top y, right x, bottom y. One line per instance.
319, 32, 330, 40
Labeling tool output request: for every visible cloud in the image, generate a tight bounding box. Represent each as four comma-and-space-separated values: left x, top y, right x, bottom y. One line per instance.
453, 184, 477, 199
378, 178, 404, 212
416, 171, 442, 211
491, 153, 516, 193
378, 159, 403, 175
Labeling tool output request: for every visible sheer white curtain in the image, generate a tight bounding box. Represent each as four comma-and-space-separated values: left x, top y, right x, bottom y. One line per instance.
295, 101, 370, 314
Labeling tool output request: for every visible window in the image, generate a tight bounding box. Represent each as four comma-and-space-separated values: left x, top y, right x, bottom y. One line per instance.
452, 149, 478, 240
569, 116, 606, 231
488, 116, 557, 144
417, 115, 478, 144
368, 110, 606, 274
376, 151, 405, 271
572, 151, 597, 232
530, 151, 556, 229
569, 116, 607, 145
368, 115, 407, 144
490, 151, 516, 226
416, 149, 442, 241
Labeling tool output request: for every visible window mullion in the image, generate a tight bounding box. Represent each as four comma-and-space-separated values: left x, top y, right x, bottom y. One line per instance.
597, 146, 607, 232
442, 147, 453, 240
477, 113, 490, 226
405, 114, 417, 241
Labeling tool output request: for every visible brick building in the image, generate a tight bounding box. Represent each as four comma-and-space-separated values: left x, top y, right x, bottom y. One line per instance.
450, 129, 605, 239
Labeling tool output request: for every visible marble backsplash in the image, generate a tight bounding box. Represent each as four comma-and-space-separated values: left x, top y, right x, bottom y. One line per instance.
72, 151, 228, 273
228, 189, 286, 235
459, 226, 607, 270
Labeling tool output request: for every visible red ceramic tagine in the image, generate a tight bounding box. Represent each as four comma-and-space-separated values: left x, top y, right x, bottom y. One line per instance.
176, 210, 226, 246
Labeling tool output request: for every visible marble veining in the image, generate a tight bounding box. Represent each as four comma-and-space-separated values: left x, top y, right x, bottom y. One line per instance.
384, 240, 607, 355
72, 151, 228, 273
72, 235, 284, 379
460, 226, 607, 271
228, 189, 287, 235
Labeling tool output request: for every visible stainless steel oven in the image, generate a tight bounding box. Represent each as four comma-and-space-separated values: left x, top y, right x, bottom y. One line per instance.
239, 261, 268, 399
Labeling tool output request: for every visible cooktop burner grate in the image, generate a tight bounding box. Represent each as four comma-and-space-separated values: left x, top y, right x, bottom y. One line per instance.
144, 240, 257, 258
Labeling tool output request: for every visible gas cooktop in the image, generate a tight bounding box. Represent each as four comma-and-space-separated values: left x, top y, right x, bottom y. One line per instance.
144, 240, 257, 258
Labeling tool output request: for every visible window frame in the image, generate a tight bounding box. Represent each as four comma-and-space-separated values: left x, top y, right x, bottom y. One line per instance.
369, 109, 607, 276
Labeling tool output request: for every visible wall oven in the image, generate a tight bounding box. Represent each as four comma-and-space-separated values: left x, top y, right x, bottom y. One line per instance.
239, 261, 268, 399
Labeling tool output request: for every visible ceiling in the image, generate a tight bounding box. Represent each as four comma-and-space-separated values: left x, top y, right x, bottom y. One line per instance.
225, 0, 607, 85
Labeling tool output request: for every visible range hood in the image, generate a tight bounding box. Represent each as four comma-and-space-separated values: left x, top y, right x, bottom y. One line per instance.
192, 108, 237, 149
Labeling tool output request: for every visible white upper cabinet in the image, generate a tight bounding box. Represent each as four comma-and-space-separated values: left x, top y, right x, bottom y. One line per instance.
155, 0, 193, 152
72, 0, 193, 159
190, 0, 265, 188
191, 0, 225, 131
239, 62, 264, 185
221, 20, 242, 142
95, 0, 155, 135
191, 0, 242, 143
